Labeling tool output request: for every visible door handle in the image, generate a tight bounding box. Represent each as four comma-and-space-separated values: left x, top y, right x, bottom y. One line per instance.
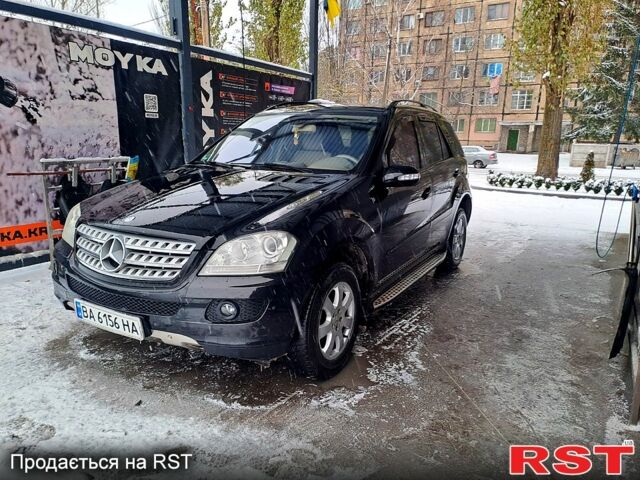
453, 168, 460, 178
422, 186, 432, 199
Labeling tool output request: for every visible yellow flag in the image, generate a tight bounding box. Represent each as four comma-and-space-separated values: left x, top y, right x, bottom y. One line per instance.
325, 0, 341, 27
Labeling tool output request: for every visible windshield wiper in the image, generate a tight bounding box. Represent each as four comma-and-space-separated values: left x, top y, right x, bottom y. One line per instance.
186, 161, 249, 170
251, 163, 312, 173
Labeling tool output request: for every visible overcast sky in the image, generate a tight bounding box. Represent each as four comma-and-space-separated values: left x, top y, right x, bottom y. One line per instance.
102, 0, 242, 49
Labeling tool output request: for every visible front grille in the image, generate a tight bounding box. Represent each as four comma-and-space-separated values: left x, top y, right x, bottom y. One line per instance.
68, 276, 181, 316
75, 224, 196, 281
205, 299, 269, 324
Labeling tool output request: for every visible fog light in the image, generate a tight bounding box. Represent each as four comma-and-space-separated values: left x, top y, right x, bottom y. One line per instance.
219, 301, 238, 319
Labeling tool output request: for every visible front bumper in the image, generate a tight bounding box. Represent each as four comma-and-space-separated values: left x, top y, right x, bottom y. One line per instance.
52, 241, 305, 361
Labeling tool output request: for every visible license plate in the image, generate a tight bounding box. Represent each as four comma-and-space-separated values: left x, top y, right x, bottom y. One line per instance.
74, 299, 145, 341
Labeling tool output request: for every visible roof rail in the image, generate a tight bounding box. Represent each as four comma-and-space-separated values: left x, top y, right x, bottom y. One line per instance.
265, 100, 333, 111
388, 99, 438, 113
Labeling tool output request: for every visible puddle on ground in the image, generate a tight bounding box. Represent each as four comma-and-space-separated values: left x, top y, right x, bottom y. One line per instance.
46, 275, 443, 410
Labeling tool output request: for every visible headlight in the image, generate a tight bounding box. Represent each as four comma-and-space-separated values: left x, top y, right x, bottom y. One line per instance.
61, 203, 82, 247
199, 231, 297, 276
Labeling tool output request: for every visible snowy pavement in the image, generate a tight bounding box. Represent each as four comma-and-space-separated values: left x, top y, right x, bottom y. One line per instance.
1, 189, 639, 478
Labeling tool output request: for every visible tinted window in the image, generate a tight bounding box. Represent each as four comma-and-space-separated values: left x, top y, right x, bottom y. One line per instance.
439, 128, 453, 159
418, 121, 445, 165
388, 117, 420, 169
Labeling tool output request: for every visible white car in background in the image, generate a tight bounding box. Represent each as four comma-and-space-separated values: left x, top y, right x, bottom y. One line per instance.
463, 146, 498, 169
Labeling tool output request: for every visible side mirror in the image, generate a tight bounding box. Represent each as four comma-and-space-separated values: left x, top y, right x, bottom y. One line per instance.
382, 165, 421, 188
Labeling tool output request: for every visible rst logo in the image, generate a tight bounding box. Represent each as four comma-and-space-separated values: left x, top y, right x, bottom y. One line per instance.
510, 442, 635, 476
69, 41, 168, 76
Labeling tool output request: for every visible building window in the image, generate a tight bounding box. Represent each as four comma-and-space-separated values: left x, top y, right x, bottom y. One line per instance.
453, 36, 474, 53
475, 118, 497, 132
478, 91, 499, 106
487, 3, 509, 21
448, 91, 468, 106
346, 21, 360, 35
424, 38, 443, 54
370, 70, 385, 85
482, 63, 504, 77
372, 0, 387, 6
394, 67, 412, 83
450, 64, 470, 80
420, 92, 438, 109
400, 15, 415, 30
513, 71, 536, 82
347, 46, 362, 60
370, 18, 385, 34
371, 43, 387, 59
398, 41, 413, 57
346, 0, 362, 9
455, 6, 475, 24
512, 90, 534, 110
425, 11, 445, 27
422, 66, 440, 81
452, 118, 465, 132
484, 33, 506, 50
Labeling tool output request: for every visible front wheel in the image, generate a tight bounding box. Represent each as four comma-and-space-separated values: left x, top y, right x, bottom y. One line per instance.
289, 263, 360, 379
473, 160, 484, 169
437, 208, 468, 273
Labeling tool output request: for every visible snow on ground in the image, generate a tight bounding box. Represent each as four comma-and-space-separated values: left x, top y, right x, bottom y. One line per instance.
0, 189, 638, 478
492, 152, 640, 179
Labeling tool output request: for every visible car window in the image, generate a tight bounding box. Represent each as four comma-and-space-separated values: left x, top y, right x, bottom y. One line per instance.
418, 120, 445, 165
388, 117, 421, 169
463, 147, 478, 152
200, 114, 380, 172
439, 128, 453, 159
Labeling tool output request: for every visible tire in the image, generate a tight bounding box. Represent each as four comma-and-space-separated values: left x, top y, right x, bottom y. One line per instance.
437, 208, 468, 273
289, 262, 360, 379
473, 160, 484, 169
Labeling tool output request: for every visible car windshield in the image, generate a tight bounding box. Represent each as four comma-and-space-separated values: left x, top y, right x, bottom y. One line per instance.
198, 112, 381, 172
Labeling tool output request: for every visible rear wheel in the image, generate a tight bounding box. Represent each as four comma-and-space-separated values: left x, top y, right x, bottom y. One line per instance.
289, 263, 360, 379
437, 208, 468, 273
473, 160, 484, 169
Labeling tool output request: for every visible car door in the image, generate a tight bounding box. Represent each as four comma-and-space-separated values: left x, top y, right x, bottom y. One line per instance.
417, 116, 457, 253
464, 147, 479, 164
375, 114, 433, 279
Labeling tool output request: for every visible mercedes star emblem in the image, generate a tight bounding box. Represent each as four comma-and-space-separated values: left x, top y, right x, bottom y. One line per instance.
99, 237, 126, 272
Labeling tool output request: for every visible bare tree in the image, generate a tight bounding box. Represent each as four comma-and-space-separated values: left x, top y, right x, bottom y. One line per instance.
26, 0, 113, 17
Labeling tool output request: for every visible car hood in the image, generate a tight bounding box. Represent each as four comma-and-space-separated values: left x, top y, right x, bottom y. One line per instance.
80, 166, 344, 240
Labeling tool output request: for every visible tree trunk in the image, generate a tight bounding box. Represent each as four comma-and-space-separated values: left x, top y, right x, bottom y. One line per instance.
536, 85, 564, 179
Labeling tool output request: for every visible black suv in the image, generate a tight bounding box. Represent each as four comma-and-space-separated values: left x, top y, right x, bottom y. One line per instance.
52, 100, 472, 378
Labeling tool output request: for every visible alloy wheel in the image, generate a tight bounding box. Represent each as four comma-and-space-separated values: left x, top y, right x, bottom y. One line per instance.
452, 214, 467, 262
318, 281, 356, 361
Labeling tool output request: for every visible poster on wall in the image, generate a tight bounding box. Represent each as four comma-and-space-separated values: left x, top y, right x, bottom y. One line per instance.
0, 15, 183, 257
191, 57, 311, 150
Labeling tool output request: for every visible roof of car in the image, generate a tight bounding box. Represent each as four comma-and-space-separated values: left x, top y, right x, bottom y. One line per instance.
262, 99, 440, 117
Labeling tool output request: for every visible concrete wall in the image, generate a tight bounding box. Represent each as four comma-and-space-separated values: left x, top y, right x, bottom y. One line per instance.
568, 143, 640, 168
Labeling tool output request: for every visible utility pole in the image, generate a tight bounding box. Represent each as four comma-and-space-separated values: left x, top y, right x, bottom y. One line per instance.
309, 0, 319, 98
95, 0, 100, 18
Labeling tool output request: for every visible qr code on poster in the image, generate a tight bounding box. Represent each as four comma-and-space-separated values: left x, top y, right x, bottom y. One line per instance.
144, 94, 159, 118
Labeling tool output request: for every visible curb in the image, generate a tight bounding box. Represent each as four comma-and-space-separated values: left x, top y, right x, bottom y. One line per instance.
471, 184, 628, 201
0, 250, 49, 272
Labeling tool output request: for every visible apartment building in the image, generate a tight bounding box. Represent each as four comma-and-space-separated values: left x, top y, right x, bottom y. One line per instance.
340, 0, 569, 153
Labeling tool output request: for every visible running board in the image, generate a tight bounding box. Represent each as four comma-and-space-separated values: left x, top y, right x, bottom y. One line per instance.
373, 253, 447, 309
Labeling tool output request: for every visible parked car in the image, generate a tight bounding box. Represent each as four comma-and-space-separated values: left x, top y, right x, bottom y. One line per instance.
463, 146, 498, 168
52, 100, 472, 379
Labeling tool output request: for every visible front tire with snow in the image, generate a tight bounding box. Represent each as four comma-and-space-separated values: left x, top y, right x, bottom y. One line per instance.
289, 263, 360, 379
